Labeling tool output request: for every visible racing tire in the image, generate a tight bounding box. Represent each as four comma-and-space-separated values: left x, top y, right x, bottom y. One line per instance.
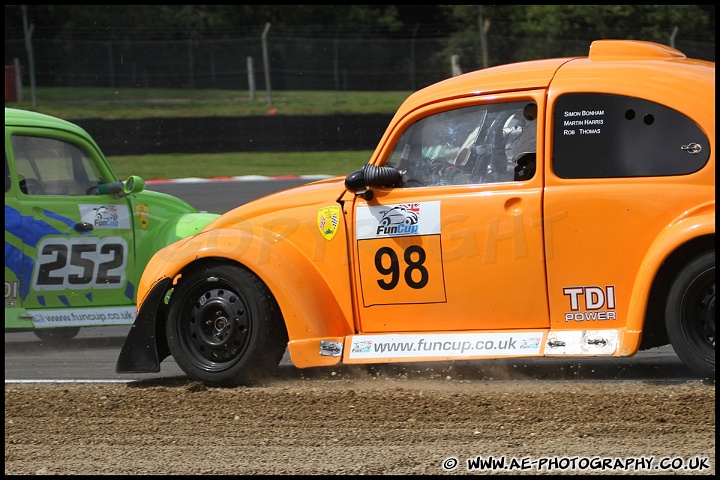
166, 263, 288, 387
33, 327, 81, 343
665, 251, 715, 380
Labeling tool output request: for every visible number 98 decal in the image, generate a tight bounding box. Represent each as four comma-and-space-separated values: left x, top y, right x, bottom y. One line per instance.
375, 245, 429, 290
32, 237, 128, 291
357, 235, 446, 306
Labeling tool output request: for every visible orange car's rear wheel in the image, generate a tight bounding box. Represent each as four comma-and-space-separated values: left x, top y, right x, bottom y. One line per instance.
665, 251, 715, 380
166, 263, 288, 387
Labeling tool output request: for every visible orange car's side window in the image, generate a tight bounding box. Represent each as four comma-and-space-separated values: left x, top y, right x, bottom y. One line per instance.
386, 101, 538, 187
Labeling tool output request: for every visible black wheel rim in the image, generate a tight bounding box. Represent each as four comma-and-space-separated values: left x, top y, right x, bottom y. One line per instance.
681, 268, 715, 353
176, 280, 251, 372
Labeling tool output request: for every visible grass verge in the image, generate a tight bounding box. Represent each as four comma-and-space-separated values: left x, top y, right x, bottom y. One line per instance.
10, 88, 411, 119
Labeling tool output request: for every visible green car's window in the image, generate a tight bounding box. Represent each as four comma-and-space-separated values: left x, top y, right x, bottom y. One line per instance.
386, 100, 538, 187
12, 135, 102, 196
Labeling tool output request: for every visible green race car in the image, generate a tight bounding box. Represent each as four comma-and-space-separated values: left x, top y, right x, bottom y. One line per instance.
4, 107, 219, 341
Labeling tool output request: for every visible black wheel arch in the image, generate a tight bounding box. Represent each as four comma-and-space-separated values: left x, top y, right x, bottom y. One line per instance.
117, 256, 287, 375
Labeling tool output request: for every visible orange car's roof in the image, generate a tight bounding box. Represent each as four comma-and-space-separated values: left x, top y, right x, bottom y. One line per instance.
395, 57, 571, 119
389, 39, 714, 141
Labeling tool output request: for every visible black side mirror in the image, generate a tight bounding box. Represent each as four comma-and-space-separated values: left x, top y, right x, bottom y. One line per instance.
345, 164, 404, 199
345, 168, 366, 192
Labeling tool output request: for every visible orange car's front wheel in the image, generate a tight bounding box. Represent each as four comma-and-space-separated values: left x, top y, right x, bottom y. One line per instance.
165, 262, 288, 387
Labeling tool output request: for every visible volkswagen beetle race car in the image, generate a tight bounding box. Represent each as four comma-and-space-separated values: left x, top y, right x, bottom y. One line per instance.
5, 108, 219, 341
117, 40, 715, 385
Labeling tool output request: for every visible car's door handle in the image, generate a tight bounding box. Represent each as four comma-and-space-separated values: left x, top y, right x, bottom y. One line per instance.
74, 222, 94, 233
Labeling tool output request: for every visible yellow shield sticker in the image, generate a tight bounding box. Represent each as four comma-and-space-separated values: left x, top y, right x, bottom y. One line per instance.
317, 205, 341, 241
136, 203, 150, 229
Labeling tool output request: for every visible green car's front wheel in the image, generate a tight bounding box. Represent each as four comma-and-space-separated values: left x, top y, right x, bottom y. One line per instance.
166, 263, 288, 387
33, 327, 81, 343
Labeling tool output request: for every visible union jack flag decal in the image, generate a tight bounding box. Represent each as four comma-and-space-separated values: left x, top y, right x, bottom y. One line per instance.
403, 203, 420, 214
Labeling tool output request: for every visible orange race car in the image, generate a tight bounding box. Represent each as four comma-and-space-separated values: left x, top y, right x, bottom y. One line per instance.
117, 39, 715, 385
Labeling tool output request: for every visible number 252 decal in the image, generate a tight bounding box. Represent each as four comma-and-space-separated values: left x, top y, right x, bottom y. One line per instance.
32, 237, 128, 291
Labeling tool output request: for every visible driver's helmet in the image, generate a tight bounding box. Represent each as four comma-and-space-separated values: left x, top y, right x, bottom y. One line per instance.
509, 103, 538, 161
